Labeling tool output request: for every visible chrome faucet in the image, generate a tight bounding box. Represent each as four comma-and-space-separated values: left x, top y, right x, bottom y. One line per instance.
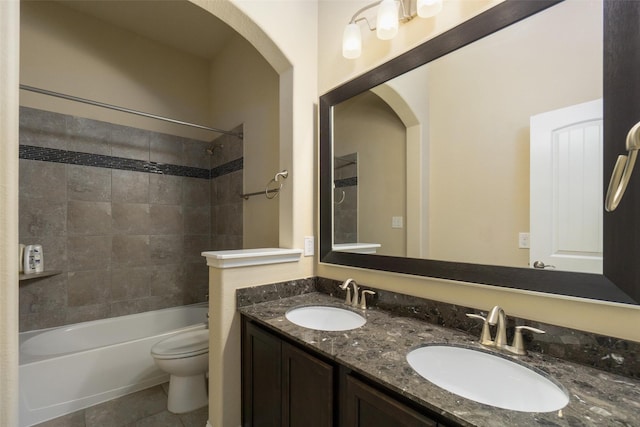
340, 278, 359, 307
467, 306, 545, 355
487, 305, 508, 349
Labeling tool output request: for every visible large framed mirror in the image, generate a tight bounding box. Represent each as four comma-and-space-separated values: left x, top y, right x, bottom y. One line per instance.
320, 0, 640, 305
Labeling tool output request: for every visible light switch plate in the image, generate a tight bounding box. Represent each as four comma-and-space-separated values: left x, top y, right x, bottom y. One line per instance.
518, 232, 530, 249
392, 216, 404, 229
304, 236, 315, 256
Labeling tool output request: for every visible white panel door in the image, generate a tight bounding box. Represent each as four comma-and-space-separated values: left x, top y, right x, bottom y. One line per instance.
530, 99, 603, 274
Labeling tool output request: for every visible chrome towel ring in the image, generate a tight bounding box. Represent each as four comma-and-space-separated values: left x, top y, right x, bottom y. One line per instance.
605, 121, 640, 212
240, 170, 289, 200
265, 170, 289, 199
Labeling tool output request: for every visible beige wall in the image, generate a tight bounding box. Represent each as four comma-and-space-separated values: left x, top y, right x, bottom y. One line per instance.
334, 91, 406, 256
195, 0, 317, 260
208, 35, 280, 248
317, 0, 640, 343
428, 0, 602, 267
20, 1, 213, 141
1, 2, 20, 425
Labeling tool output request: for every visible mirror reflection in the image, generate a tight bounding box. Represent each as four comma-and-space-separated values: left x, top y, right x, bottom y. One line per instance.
332, 0, 603, 273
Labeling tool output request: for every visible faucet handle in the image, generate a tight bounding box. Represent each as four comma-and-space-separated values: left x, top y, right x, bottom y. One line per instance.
511, 325, 545, 355
466, 313, 485, 321
359, 290, 376, 310
466, 313, 493, 346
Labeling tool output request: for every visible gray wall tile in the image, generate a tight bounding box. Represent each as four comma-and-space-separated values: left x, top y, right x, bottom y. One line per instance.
183, 139, 211, 169
67, 165, 111, 202
112, 235, 150, 267
111, 267, 151, 301
112, 170, 149, 203
66, 303, 110, 325
67, 236, 112, 271
150, 133, 183, 165
110, 126, 150, 161
19, 198, 67, 237
149, 264, 185, 298
67, 270, 111, 306
150, 235, 183, 265
67, 201, 112, 235
112, 203, 150, 235
19, 106, 69, 150
184, 235, 211, 264
150, 174, 183, 205
184, 206, 210, 236
66, 116, 113, 155
183, 177, 210, 207
19, 274, 66, 318
19, 159, 67, 201
150, 204, 184, 235
18, 108, 227, 331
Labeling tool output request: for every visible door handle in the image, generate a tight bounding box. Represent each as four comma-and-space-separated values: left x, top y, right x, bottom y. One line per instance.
605, 121, 640, 212
533, 261, 555, 269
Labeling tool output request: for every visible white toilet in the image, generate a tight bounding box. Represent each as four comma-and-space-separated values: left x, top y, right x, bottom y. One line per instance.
151, 328, 209, 414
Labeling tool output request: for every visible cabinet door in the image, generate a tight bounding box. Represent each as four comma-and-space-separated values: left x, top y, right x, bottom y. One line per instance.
242, 320, 282, 427
343, 375, 437, 427
282, 342, 334, 427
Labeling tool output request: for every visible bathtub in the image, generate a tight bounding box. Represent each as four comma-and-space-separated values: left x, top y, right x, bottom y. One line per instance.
19, 303, 208, 427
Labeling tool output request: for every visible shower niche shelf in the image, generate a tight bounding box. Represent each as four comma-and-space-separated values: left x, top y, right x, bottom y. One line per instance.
19, 270, 62, 282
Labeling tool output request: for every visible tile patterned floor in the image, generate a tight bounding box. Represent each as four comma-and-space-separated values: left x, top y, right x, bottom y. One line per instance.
34, 384, 208, 427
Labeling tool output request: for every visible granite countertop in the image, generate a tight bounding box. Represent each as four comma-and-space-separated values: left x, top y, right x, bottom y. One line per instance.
238, 292, 640, 427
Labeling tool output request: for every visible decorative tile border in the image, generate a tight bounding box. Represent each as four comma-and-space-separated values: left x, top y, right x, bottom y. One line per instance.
211, 157, 243, 178
335, 177, 357, 188
19, 144, 241, 180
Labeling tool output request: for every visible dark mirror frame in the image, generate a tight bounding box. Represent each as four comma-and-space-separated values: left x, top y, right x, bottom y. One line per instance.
320, 0, 640, 305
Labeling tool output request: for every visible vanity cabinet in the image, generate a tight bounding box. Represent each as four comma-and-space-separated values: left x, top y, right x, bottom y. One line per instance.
242, 318, 335, 427
242, 317, 447, 427
342, 375, 437, 427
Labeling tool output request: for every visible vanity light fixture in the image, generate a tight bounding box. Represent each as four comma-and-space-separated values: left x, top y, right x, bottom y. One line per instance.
342, 0, 444, 59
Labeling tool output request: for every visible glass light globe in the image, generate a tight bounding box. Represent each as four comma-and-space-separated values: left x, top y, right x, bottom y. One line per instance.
376, 0, 399, 40
342, 23, 362, 59
417, 0, 443, 18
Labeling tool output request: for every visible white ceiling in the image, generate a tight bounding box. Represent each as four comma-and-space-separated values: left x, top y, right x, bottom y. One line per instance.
56, 0, 237, 60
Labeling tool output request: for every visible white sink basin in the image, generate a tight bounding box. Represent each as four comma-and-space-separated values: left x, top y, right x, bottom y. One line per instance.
406, 345, 569, 413
285, 306, 366, 331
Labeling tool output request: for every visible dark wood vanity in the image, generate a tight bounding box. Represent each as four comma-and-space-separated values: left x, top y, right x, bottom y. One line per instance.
238, 289, 640, 427
242, 316, 443, 427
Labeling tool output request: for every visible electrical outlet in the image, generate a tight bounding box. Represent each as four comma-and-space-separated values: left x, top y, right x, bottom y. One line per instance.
392, 216, 404, 229
304, 236, 315, 256
518, 232, 530, 249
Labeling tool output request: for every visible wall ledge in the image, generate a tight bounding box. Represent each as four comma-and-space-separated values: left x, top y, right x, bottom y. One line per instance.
201, 248, 302, 269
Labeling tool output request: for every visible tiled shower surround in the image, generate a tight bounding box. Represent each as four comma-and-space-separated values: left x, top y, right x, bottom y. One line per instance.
18, 106, 243, 332
333, 153, 357, 244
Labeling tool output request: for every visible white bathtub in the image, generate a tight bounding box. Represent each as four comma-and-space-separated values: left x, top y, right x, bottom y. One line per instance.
19, 303, 208, 427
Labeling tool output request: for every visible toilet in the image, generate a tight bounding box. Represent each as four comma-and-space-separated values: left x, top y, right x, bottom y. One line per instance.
151, 328, 209, 414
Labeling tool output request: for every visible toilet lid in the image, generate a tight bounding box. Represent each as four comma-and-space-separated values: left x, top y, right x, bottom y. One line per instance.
151, 329, 209, 359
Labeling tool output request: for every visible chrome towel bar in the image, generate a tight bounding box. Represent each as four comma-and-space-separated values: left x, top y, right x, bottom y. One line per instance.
241, 170, 288, 200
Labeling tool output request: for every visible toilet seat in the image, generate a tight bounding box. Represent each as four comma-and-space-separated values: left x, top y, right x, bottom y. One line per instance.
151, 329, 209, 360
